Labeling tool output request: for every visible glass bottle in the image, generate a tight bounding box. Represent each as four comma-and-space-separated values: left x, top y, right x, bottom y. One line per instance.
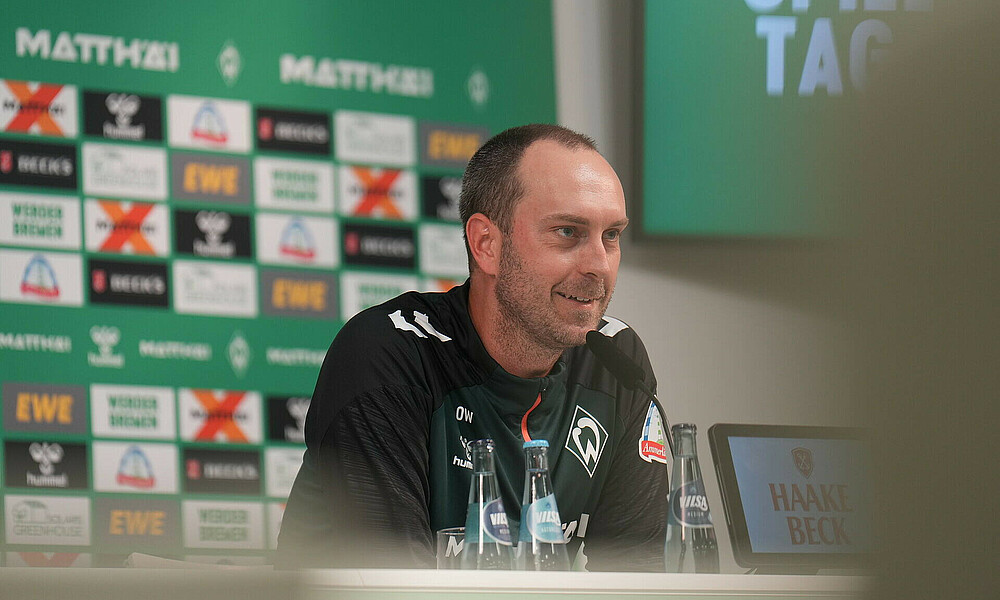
516, 440, 570, 571
462, 439, 513, 569
664, 423, 720, 573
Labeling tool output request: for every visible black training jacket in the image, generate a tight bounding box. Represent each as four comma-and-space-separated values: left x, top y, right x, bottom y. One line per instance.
276, 281, 670, 570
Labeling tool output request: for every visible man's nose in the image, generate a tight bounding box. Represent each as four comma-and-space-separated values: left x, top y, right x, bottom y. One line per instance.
579, 235, 613, 279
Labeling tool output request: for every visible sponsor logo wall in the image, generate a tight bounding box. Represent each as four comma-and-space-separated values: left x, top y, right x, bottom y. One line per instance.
0, 1, 556, 565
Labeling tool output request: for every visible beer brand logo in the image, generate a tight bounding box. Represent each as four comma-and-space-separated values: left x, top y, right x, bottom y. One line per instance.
792, 447, 814, 478
88, 259, 168, 307
638, 402, 668, 464
255, 107, 330, 155
180, 389, 261, 443
0, 140, 76, 189
564, 405, 609, 477
183, 449, 262, 495
339, 166, 417, 220
86, 200, 167, 255
342, 223, 416, 269
0, 81, 78, 137
419, 122, 489, 169
218, 40, 241, 87
88, 325, 124, 368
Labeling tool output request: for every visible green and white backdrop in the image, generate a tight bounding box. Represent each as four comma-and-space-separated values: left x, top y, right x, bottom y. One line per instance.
0, 0, 555, 566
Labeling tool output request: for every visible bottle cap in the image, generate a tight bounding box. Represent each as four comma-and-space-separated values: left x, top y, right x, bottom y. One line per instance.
523, 439, 549, 448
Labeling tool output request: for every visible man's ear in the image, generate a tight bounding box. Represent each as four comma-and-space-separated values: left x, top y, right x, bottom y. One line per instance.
466, 213, 501, 276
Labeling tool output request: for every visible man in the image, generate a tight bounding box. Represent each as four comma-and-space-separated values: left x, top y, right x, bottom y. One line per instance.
277, 124, 668, 570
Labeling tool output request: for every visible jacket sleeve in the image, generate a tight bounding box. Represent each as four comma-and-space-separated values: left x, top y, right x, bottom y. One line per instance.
276, 306, 437, 569
582, 329, 670, 572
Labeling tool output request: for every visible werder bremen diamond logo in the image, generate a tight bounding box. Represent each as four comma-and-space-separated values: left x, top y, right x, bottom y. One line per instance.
227, 330, 250, 378
467, 68, 490, 108
218, 40, 242, 87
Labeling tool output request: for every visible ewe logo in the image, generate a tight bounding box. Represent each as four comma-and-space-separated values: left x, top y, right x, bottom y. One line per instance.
564, 405, 608, 477
88, 325, 124, 368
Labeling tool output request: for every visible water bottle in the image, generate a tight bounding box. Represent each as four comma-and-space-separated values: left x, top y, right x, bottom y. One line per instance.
462, 439, 513, 569
516, 440, 570, 571
664, 423, 720, 573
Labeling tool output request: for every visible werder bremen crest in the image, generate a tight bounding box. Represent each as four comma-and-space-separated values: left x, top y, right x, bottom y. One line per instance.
228, 330, 250, 378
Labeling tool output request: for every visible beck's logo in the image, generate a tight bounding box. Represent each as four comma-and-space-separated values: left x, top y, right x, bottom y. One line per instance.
88, 258, 168, 308
565, 405, 609, 478
342, 223, 415, 269
0, 140, 76, 189
792, 447, 814, 478
0, 81, 78, 137
255, 107, 330, 155
182, 447, 261, 495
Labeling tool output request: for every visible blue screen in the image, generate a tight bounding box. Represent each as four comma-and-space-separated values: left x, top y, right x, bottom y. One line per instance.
729, 437, 872, 554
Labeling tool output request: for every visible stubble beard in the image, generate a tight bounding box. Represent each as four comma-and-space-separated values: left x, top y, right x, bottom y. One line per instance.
494, 240, 611, 358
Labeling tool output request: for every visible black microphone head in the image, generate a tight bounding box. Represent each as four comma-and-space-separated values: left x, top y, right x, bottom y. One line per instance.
586, 330, 645, 390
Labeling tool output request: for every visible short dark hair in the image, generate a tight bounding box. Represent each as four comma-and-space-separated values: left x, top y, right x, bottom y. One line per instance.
459, 123, 598, 268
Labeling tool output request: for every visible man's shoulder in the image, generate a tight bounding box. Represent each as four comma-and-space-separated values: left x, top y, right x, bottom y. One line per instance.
336, 287, 466, 353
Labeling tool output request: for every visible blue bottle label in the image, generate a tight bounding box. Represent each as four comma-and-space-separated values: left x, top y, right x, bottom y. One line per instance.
521, 494, 566, 544
669, 479, 714, 528
465, 497, 512, 545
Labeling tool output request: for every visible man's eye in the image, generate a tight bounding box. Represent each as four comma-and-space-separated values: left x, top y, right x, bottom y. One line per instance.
556, 227, 576, 238
604, 229, 621, 241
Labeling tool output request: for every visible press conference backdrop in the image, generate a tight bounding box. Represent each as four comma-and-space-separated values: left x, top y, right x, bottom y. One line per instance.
0, 0, 555, 566
641, 1, 936, 237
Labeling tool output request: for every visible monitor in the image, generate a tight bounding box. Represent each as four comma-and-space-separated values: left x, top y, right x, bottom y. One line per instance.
708, 423, 872, 573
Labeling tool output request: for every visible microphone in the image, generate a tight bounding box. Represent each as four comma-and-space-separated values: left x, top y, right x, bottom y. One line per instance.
585, 330, 675, 459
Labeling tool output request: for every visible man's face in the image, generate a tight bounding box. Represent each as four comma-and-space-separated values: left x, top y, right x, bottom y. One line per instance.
494, 140, 628, 350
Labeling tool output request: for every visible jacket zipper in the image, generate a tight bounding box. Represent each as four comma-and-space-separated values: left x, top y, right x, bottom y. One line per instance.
520, 382, 546, 441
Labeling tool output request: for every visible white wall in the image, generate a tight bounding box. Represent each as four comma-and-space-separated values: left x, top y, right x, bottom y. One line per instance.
552, 0, 856, 573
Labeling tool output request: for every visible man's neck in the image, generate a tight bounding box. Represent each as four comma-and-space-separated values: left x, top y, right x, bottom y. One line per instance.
468, 274, 561, 379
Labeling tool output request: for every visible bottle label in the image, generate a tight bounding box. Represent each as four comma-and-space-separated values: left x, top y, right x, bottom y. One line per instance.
465, 498, 512, 545
522, 494, 566, 544
669, 479, 714, 528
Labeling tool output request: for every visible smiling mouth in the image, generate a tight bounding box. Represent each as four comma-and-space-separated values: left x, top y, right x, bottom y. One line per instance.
556, 291, 598, 304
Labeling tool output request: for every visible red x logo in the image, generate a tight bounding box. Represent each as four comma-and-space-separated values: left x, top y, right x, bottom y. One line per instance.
351, 167, 403, 218
16, 552, 80, 567
4, 82, 65, 135
192, 390, 248, 442
98, 201, 156, 254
